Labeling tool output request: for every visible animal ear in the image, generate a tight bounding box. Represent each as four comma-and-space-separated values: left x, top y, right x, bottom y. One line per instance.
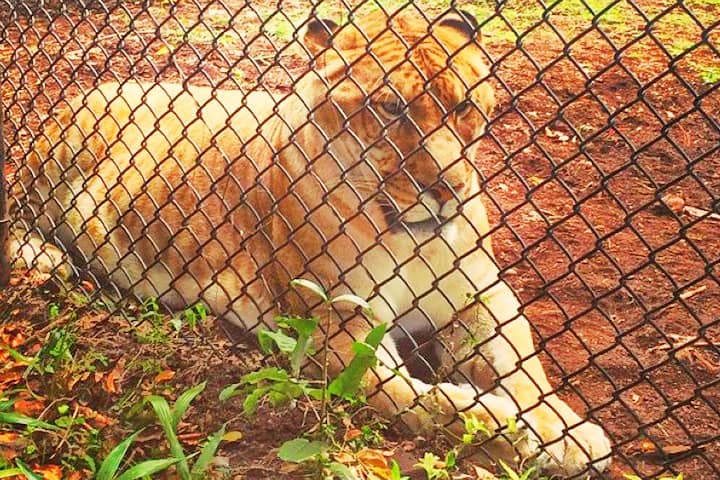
437, 10, 480, 39
301, 18, 340, 55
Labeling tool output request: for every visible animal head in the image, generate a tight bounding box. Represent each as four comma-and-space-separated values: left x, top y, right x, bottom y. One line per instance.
300, 9, 496, 229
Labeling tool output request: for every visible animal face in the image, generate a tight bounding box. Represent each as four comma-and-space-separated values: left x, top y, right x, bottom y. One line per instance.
303, 10, 496, 230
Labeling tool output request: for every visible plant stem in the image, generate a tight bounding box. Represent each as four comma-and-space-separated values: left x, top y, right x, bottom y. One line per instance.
320, 303, 331, 427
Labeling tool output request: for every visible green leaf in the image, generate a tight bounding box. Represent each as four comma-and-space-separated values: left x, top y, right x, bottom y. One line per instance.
190, 423, 227, 479
498, 460, 520, 480
173, 382, 207, 428
327, 324, 386, 400
241, 367, 289, 385
243, 387, 269, 416
257, 328, 276, 354
218, 383, 242, 402
0, 412, 60, 431
258, 330, 297, 354
330, 294, 373, 316
144, 395, 190, 480
15, 460, 43, 480
277, 316, 318, 337
364, 324, 387, 349
277, 438, 326, 463
115, 458, 182, 480
390, 460, 409, 480
328, 461, 356, 480
518, 465, 536, 480
0, 469, 22, 478
290, 278, 328, 302
444, 449, 456, 469
2, 346, 35, 365
506, 416, 517, 434
622, 476, 642, 480
97, 429, 145, 480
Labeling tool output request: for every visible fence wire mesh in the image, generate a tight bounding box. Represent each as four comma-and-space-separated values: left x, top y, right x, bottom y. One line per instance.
1, 0, 719, 478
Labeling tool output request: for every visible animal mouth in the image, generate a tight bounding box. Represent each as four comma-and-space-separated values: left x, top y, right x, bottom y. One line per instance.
377, 197, 449, 233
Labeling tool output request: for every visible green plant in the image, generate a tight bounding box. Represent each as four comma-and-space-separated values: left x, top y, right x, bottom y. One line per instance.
698, 65, 720, 84
0, 459, 43, 480
498, 459, 539, 480
144, 382, 227, 480
415, 451, 456, 480
95, 429, 181, 480
170, 302, 208, 332
390, 459, 410, 480
130, 297, 172, 344
223, 279, 389, 476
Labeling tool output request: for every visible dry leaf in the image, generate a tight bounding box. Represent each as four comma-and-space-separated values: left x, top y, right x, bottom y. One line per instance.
661, 444, 692, 456
0, 371, 22, 388
222, 430, 243, 442
661, 194, 685, 214
473, 465, 498, 479
639, 439, 657, 454
73, 403, 115, 429
0, 432, 23, 447
13, 399, 45, 416
343, 428, 363, 441
33, 464, 62, 480
0, 447, 19, 462
154, 370, 176, 383
105, 362, 124, 394
356, 448, 389, 470
332, 451, 355, 464
528, 175, 543, 186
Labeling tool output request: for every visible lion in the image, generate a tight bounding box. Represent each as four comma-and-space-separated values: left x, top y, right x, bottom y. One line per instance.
6, 9, 611, 476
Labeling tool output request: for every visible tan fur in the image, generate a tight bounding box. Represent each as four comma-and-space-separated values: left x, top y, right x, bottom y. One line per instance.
8, 10, 610, 476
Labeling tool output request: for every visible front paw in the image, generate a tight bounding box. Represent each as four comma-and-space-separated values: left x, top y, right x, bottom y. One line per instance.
528, 418, 611, 477
10, 237, 73, 279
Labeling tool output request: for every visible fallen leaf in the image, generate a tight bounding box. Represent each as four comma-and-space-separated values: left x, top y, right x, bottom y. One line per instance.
639, 439, 657, 454
0, 447, 19, 462
332, 451, 355, 464
80, 280, 95, 292
14, 399, 45, 416
0, 432, 23, 446
67, 371, 90, 390
661, 194, 685, 214
104, 361, 125, 394
279, 463, 304, 474
356, 448, 389, 470
343, 428, 363, 441
0, 371, 22, 390
528, 175, 544, 186
661, 444, 692, 456
222, 430, 243, 442
154, 370, 175, 383
177, 432, 204, 446
73, 403, 115, 429
473, 465, 498, 479
33, 464, 62, 480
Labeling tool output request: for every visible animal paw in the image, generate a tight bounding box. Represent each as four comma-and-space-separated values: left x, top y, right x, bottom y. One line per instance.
10, 237, 73, 279
526, 417, 611, 477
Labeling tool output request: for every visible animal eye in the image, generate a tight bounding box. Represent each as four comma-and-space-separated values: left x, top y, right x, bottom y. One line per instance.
455, 100, 473, 116
378, 99, 406, 118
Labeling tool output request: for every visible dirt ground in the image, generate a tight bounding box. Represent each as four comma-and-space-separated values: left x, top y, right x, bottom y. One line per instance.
1, 0, 719, 479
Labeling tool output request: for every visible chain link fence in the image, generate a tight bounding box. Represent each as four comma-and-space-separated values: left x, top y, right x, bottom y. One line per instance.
1, 0, 719, 478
